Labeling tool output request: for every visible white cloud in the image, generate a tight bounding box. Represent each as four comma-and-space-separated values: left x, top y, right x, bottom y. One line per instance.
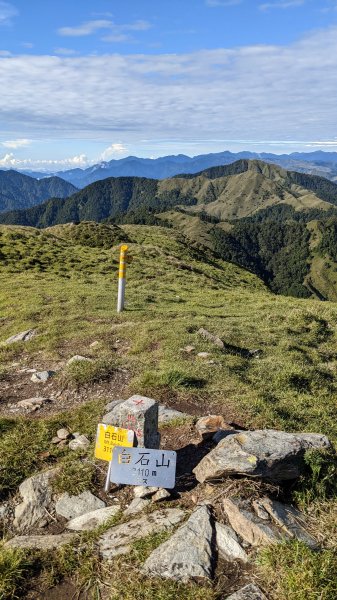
206, 0, 242, 6
0, 152, 89, 170
0, 49, 11, 56
1, 138, 31, 149
0, 1, 17, 25
58, 18, 152, 42
54, 47, 78, 56
1, 26, 337, 152
58, 19, 113, 37
100, 143, 128, 161
259, 1, 305, 10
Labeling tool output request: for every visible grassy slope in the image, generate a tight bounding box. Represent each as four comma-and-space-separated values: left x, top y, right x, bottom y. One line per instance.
1, 222, 337, 599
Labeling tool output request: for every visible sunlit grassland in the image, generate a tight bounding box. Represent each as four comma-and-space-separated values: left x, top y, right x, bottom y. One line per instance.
1, 223, 337, 599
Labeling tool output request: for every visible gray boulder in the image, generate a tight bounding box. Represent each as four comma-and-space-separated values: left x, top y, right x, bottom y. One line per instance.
226, 584, 268, 600
67, 355, 92, 365
98, 508, 185, 559
66, 505, 120, 531
14, 469, 56, 531
55, 491, 105, 520
142, 505, 213, 582
193, 429, 331, 483
5, 329, 36, 345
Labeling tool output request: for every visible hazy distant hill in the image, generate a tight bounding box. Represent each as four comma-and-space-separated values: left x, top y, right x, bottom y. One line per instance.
0, 170, 77, 213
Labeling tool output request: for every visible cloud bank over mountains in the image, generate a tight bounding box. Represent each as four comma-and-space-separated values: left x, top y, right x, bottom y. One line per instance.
1, 24, 337, 168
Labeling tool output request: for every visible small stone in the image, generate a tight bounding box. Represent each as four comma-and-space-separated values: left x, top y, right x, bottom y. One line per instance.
134, 486, 159, 499
247, 349, 262, 359
68, 434, 90, 451
195, 415, 233, 440
4, 329, 36, 345
142, 505, 213, 582
226, 584, 268, 600
181, 345, 195, 353
0, 504, 9, 521
158, 405, 188, 424
197, 352, 211, 359
98, 508, 185, 559
215, 522, 248, 562
51, 436, 62, 445
152, 488, 171, 502
124, 498, 150, 515
67, 355, 92, 366
31, 370, 56, 383
5, 533, 77, 550
252, 500, 270, 521
197, 328, 225, 349
90, 341, 100, 348
57, 428, 70, 440
16, 397, 48, 410
67, 505, 120, 531
55, 491, 105, 520
223, 499, 281, 547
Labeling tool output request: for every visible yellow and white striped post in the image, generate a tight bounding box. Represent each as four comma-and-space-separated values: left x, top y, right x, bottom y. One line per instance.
117, 244, 128, 313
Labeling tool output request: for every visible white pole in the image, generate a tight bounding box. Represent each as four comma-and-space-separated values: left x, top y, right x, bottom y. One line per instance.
117, 244, 128, 313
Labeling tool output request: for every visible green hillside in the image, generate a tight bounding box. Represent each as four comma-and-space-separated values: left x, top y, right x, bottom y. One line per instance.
0, 222, 336, 599
0, 170, 77, 213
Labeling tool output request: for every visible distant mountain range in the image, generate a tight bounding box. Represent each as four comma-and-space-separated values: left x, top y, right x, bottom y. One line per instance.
14, 150, 337, 188
2, 158, 337, 227
2, 159, 337, 302
0, 170, 77, 213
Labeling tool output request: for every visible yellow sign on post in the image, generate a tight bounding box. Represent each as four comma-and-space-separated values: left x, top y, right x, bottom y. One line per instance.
95, 423, 134, 461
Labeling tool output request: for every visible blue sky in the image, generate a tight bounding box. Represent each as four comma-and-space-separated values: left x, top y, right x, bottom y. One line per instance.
1, 0, 337, 170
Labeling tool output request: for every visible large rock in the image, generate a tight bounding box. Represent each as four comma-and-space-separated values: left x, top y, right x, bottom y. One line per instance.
193, 429, 331, 483
55, 491, 105, 520
5, 329, 36, 345
259, 497, 318, 549
5, 533, 76, 550
215, 522, 248, 562
226, 584, 268, 600
66, 505, 120, 531
223, 499, 281, 547
14, 470, 56, 531
98, 508, 185, 559
142, 505, 213, 582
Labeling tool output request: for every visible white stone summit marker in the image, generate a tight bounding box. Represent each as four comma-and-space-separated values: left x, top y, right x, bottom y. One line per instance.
102, 395, 160, 449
